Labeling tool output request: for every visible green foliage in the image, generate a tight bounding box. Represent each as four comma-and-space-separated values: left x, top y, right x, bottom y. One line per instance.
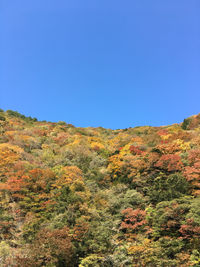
147, 173, 189, 203
182, 118, 191, 130
79, 254, 104, 267
190, 250, 200, 266
108, 186, 146, 216
0, 241, 11, 265
57, 121, 67, 126
84, 219, 113, 254
150, 197, 192, 238
6, 109, 37, 122
0, 115, 5, 121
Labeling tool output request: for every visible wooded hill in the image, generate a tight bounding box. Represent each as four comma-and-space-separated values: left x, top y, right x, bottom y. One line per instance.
0, 109, 200, 266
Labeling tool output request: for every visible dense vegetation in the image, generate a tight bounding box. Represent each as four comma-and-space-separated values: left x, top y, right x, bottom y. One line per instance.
0, 109, 200, 266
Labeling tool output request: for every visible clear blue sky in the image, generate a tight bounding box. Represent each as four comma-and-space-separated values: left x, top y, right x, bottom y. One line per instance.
0, 1, 200, 129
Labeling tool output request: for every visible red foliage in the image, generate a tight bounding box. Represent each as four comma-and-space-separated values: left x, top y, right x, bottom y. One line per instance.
183, 149, 200, 195
121, 208, 147, 232
32, 128, 47, 136
157, 129, 168, 136
155, 154, 183, 172
53, 133, 69, 146
179, 219, 200, 239
160, 140, 169, 144
129, 145, 144, 155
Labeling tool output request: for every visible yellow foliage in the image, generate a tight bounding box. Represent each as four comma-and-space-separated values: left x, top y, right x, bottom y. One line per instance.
119, 143, 131, 156
41, 144, 50, 150
87, 136, 105, 150
0, 144, 23, 176
107, 133, 131, 152
107, 154, 123, 177
52, 166, 84, 191
65, 134, 87, 148
128, 238, 156, 266
167, 125, 181, 133
90, 142, 105, 150
173, 139, 191, 151
130, 136, 144, 146
0, 143, 23, 154
161, 134, 172, 140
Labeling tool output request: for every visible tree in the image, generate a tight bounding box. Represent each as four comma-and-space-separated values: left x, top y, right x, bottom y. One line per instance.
120, 208, 148, 240
147, 173, 189, 204
155, 154, 183, 172
16, 227, 73, 267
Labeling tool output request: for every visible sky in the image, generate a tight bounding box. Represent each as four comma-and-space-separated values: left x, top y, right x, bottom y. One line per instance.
0, 0, 200, 129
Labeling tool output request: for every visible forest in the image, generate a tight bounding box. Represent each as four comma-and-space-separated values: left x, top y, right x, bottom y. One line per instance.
0, 109, 200, 266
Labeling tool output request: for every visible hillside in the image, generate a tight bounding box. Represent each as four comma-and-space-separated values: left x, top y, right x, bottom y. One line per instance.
0, 109, 200, 266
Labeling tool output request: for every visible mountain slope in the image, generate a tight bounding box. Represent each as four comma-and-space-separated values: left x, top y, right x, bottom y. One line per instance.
0, 109, 200, 266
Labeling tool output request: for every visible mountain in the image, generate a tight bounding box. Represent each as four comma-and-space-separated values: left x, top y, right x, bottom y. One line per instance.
0, 109, 200, 266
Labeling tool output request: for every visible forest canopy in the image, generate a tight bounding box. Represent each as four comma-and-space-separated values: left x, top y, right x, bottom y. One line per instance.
0, 109, 200, 266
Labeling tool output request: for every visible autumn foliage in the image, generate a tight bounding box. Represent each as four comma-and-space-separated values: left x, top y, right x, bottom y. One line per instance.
0, 109, 200, 266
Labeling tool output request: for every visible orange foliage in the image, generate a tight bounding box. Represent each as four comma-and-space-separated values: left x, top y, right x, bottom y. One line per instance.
184, 149, 200, 195
0, 144, 22, 172
155, 154, 183, 172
